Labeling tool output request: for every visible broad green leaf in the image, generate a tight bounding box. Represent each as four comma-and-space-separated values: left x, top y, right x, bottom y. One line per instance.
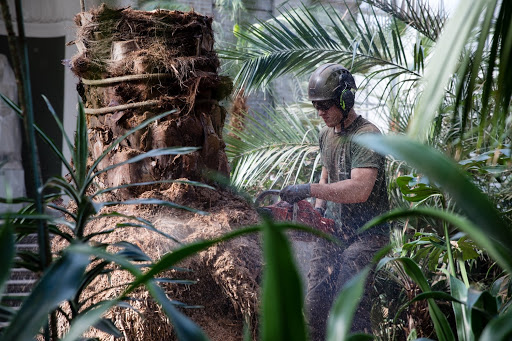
93, 317, 122, 337
450, 275, 473, 341
457, 237, 479, 261
1, 248, 89, 341
480, 306, 512, 341
75, 99, 88, 188
396, 175, 442, 202
379, 257, 455, 341
408, 0, 486, 140
326, 268, 370, 341
362, 206, 512, 276
355, 134, 512, 272
466, 289, 498, 339
62, 300, 118, 341
261, 219, 307, 341
0, 220, 14, 295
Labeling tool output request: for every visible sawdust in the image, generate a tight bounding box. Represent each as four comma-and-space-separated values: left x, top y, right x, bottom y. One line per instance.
53, 184, 262, 340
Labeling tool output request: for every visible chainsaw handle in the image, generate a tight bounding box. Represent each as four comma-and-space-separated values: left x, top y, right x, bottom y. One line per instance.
254, 190, 281, 207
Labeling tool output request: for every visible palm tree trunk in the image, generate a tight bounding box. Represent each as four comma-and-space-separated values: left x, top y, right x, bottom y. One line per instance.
70, 5, 231, 199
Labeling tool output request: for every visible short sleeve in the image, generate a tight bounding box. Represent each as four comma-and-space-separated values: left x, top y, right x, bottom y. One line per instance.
350, 125, 383, 169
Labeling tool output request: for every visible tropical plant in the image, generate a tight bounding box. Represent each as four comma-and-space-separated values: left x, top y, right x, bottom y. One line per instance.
220, 0, 441, 109
0, 92, 215, 338
357, 133, 512, 339
226, 104, 322, 192
222, 0, 511, 339
220, 0, 443, 191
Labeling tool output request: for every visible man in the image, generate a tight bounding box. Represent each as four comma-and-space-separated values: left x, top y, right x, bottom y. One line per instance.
280, 63, 389, 339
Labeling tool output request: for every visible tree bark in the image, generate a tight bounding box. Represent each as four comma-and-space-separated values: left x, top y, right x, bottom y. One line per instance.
70, 5, 231, 199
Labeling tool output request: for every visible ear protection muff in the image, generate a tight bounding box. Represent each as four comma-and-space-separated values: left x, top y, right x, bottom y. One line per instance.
340, 87, 355, 112
335, 72, 355, 114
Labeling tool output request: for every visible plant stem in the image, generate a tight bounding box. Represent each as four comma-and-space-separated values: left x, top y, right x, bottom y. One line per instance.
442, 197, 455, 277
0, 0, 54, 338
13, 0, 51, 268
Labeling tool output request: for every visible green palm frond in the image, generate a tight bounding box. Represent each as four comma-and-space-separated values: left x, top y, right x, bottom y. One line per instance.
360, 0, 447, 41
220, 3, 426, 98
226, 105, 321, 191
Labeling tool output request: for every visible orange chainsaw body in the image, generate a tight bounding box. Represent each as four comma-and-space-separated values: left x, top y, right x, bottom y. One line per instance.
255, 189, 336, 242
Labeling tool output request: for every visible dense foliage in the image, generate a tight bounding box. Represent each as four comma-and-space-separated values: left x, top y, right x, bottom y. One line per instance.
0, 0, 511, 340
223, 0, 512, 339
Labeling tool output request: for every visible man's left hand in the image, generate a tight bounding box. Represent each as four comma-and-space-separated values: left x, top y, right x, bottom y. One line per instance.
280, 184, 311, 204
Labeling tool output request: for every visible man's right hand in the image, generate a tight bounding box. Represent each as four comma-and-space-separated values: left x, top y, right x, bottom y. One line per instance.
280, 184, 311, 204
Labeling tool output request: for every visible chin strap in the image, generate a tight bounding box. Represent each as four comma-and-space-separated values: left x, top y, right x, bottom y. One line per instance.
336, 112, 361, 136
336, 109, 350, 135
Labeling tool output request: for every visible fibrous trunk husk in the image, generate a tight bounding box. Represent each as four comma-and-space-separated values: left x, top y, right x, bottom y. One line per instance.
70, 5, 232, 199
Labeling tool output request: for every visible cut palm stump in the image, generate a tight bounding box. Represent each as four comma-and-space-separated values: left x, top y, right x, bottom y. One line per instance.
62, 5, 261, 341
70, 4, 232, 199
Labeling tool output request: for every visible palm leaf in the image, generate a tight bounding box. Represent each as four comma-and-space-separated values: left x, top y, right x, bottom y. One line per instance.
226, 105, 320, 190
1, 249, 89, 341
360, 0, 447, 41
220, 3, 423, 98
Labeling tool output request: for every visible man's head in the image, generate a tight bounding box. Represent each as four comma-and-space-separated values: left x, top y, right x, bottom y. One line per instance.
308, 63, 357, 116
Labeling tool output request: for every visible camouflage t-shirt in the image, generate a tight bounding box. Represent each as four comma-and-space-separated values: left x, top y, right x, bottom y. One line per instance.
319, 116, 389, 238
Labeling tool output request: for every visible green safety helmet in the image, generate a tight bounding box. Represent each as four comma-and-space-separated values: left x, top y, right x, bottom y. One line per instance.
308, 63, 357, 113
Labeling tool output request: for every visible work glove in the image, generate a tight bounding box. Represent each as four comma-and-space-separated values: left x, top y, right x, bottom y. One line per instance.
280, 184, 311, 204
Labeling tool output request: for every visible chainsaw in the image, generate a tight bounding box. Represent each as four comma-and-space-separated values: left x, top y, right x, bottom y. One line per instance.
255, 190, 335, 242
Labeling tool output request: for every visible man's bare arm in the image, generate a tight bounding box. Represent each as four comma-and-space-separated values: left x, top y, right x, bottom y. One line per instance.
310, 167, 378, 204
314, 167, 328, 210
